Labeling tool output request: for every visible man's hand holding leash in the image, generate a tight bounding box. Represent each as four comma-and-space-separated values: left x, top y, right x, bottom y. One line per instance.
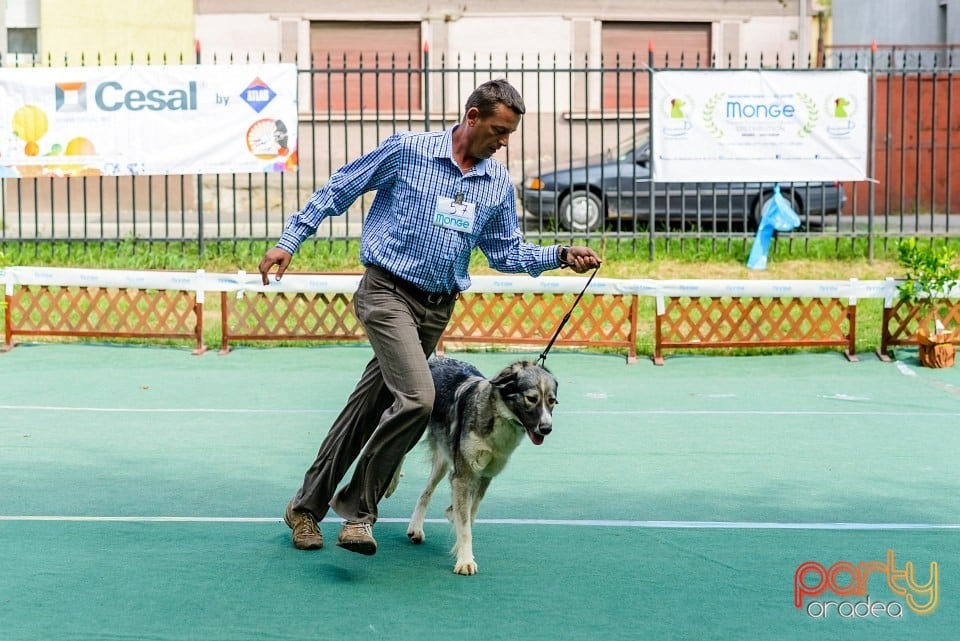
558, 245, 601, 273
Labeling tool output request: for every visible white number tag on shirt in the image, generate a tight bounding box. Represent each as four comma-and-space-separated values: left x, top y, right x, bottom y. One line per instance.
434, 196, 476, 234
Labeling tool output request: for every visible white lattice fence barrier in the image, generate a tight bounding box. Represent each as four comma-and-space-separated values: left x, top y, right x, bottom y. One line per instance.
4, 267, 935, 364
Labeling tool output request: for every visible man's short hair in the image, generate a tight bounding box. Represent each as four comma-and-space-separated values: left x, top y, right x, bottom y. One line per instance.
464, 79, 526, 118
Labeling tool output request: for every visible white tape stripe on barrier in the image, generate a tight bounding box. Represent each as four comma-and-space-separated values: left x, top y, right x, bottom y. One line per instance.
1, 404, 956, 417
2, 266, 202, 291
3, 266, 959, 301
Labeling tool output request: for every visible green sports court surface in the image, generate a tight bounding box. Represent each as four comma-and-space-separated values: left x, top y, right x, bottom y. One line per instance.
1, 343, 957, 640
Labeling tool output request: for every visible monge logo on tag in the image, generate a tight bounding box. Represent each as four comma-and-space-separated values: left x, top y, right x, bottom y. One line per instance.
794, 549, 938, 619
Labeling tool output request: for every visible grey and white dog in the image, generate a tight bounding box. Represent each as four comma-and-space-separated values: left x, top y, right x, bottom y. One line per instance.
399, 356, 558, 575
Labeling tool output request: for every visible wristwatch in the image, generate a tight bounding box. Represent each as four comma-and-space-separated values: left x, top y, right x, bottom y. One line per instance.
559, 245, 570, 265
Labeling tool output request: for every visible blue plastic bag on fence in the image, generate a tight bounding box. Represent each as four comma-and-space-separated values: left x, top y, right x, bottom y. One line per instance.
746, 184, 800, 270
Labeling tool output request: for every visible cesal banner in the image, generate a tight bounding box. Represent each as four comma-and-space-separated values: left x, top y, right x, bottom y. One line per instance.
0, 64, 298, 177
651, 69, 868, 183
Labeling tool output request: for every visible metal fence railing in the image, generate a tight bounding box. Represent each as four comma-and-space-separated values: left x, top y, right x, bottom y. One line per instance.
1, 48, 958, 258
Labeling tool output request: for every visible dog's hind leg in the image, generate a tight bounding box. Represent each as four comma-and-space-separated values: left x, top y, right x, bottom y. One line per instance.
407, 448, 449, 544
449, 475, 482, 575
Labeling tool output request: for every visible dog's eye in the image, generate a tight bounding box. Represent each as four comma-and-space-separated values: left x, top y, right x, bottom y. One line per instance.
524, 393, 539, 405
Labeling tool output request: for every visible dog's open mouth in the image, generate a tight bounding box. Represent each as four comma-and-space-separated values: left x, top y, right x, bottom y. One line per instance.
526, 429, 546, 446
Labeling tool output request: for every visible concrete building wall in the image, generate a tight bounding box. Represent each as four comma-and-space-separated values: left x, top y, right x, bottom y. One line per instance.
194, 0, 803, 19
3, 0, 41, 61
6, 0, 40, 26
40, 0, 195, 64
832, 0, 959, 45
729, 16, 805, 65
193, 0, 811, 64
194, 13, 283, 62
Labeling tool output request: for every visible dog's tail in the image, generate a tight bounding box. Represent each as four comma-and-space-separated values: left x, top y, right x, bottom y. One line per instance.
384, 457, 404, 499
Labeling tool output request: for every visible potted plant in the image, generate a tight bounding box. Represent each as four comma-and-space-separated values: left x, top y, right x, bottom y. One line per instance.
896, 238, 960, 368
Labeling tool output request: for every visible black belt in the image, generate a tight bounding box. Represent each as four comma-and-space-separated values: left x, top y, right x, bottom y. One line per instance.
369, 266, 459, 306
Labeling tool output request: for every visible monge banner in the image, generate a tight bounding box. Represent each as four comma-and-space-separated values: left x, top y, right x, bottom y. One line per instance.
651, 69, 867, 182
0, 64, 298, 177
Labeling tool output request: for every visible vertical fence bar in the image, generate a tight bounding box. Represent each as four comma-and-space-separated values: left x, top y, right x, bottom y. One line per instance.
194, 41, 204, 256
899, 50, 908, 233
565, 51, 573, 246
549, 53, 557, 240
631, 51, 639, 255
423, 42, 431, 133
914, 57, 922, 235
946, 49, 954, 233
868, 42, 876, 261
931, 53, 939, 238
583, 49, 592, 245
647, 41, 655, 261
883, 50, 893, 249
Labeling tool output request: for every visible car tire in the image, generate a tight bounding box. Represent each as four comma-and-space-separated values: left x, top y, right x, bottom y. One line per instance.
558, 190, 604, 233
751, 190, 801, 231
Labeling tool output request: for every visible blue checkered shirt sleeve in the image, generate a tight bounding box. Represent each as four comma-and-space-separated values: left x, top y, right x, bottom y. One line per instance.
275, 129, 562, 293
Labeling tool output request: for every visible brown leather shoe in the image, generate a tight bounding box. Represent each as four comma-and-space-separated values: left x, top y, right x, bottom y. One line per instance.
336, 521, 377, 555
284, 500, 323, 550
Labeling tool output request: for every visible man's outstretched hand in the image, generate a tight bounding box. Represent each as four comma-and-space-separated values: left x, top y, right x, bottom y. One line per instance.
258, 248, 293, 285
564, 246, 602, 273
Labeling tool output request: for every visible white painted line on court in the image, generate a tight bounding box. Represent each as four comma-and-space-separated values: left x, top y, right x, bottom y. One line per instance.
0, 403, 958, 417
0, 515, 957, 530
817, 394, 872, 401
564, 410, 960, 416
0, 404, 336, 414
895, 360, 960, 396
895, 361, 917, 377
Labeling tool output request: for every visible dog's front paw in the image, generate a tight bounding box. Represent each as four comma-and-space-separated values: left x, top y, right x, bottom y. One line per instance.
407, 526, 425, 544
453, 558, 478, 575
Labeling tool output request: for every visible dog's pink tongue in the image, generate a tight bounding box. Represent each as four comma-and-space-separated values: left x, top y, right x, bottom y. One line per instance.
526, 430, 545, 446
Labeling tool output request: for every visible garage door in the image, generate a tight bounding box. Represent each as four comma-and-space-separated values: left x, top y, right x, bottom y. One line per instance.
309, 21, 422, 112
602, 22, 711, 112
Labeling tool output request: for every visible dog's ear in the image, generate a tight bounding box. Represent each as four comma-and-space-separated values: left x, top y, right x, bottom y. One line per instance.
489, 363, 520, 392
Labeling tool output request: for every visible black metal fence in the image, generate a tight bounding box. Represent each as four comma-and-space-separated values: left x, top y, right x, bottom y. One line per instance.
1, 48, 958, 258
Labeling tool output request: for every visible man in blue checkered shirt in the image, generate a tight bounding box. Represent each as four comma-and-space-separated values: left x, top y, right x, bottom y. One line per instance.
258, 79, 600, 556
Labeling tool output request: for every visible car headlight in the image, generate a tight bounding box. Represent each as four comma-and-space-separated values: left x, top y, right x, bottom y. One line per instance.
527, 177, 546, 190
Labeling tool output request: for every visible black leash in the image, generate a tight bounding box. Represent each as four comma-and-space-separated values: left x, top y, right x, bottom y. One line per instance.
536, 265, 600, 367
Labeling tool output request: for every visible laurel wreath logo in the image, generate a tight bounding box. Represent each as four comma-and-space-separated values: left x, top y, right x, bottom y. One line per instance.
796, 92, 819, 137
702, 92, 725, 139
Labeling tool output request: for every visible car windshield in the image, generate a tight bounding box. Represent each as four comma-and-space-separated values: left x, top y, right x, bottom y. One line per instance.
612, 123, 651, 161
